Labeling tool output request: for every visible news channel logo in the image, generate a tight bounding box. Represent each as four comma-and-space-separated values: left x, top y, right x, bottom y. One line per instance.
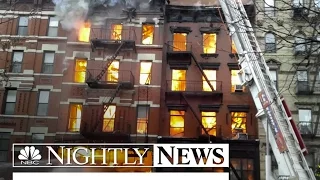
13, 143, 229, 168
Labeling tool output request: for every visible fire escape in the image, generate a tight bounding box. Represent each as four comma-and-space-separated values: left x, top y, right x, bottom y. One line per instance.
80, 24, 136, 141
165, 37, 223, 138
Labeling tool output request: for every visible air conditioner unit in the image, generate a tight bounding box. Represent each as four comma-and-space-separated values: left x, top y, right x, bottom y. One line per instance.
236, 133, 248, 140
235, 85, 243, 92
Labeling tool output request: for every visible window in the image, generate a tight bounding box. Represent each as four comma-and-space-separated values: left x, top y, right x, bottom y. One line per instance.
295, 33, 306, 52
47, 17, 59, 37
37, 91, 50, 116
265, 33, 276, 53
293, 0, 303, 6
111, 24, 122, 40
171, 69, 186, 91
231, 112, 247, 134
269, 70, 277, 89
203, 70, 217, 91
231, 40, 237, 54
170, 110, 185, 137
3, 90, 17, 115
264, 0, 275, 16
31, 133, 45, 143
106, 61, 119, 82
142, 24, 154, 44
139, 61, 152, 85
0, 133, 10, 162
298, 109, 312, 134
137, 105, 149, 134
78, 22, 91, 42
230, 158, 254, 180
203, 33, 217, 54
201, 112, 217, 135
42, 52, 55, 73
17, 16, 28, 35
297, 71, 308, 81
68, 104, 82, 132
11, 51, 23, 73
103, 105, 116, 132
231, 70, 244, 92
173, 33, 187, 51
74, 59, 87, 83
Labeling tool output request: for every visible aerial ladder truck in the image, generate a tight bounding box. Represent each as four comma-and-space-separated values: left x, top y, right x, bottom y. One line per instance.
218, 0, 317, 179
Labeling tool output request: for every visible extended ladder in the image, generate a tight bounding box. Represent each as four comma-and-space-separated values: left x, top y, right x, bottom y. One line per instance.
218, 0, 316, 179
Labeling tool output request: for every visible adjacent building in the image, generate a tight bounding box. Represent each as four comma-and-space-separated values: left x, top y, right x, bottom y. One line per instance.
255, 0, 320, 178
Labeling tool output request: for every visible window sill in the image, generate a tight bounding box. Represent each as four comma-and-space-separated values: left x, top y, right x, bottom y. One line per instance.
200, 53, 219, 58
229, 53, 238, 58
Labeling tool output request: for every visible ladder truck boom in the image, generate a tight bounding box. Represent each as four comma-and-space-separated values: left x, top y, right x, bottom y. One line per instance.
218, 0, 316, 179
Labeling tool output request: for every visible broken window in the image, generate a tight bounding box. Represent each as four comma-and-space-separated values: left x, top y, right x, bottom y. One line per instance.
231, 40, 237, 54
74, 59, 87, 83
142, 24, 154, 45
231, 112, 247, 134
201, 112, 217, 136
111, 24, 123, 40
202, 70, 217, 91
173, 33, 187, 51
139, 61, 152, 85
68, 104, 82, 132
269, 70, 278, 90
102, 105, 116, 132
170, 110, 185, 137
11, 51, 23, 73
137, 105, 149, 134
203, 33, 217, 54
78, 22, 91, 42
18, 16, 28, 36
171, 69, 186, 91
231, 70, 244, 92
106, 61, 119, 82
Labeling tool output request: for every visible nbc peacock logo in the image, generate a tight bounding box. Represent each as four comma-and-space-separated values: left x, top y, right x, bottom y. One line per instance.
18, 146, 42, 165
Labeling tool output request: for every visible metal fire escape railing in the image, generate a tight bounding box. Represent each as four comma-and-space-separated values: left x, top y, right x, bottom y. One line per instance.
91, 83, 122, 132
86, 42, 125, 87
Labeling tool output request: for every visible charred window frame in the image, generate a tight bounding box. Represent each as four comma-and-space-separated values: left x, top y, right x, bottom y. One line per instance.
141, 24, 155, 45
17, 16, 28, 36
0, 132, 10, 162
11, 51, 23, 73
230, 158, 254, 179
42, 51, 55, 74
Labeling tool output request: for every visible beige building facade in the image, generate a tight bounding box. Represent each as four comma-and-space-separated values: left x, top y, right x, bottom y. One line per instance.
255, 0, 320, 178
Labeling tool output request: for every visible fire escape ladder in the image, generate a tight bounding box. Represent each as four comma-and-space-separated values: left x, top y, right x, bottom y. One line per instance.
95, 42, 125, 82
92, 83, 122, 132
191, 53, 215, 92
180, 93, 209, 136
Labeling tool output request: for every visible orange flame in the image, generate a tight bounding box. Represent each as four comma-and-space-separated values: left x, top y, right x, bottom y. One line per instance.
78, 22, 91, 42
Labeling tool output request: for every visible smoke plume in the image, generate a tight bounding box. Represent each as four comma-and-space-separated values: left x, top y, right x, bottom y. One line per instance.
52, 0, 152, 31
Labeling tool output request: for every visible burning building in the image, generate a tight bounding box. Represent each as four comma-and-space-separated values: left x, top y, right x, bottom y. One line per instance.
0, 0, 260, 178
